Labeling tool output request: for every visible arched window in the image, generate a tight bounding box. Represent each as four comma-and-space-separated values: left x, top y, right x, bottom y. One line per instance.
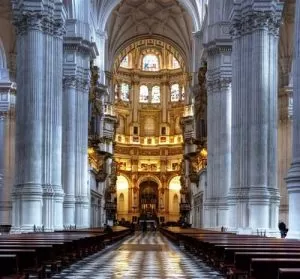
120, 55, 129, 68
120, 83, 129, 101
171, 84, 180, 102
139, 85, 149, 103
143, 54, 159, 71
151, 86, 160, 103
172, 57, 180, 69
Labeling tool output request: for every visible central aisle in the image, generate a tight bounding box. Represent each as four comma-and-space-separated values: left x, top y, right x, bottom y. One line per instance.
53, 232, 224, 279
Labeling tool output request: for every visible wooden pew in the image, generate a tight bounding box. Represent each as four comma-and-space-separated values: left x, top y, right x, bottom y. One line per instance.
161, 227, 300, 279
0, 226, 131, 278
278, 268, 300, 279
251, 258, 300, 279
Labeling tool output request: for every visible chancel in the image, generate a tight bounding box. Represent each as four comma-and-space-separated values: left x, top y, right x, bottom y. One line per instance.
0, 0, 300, 278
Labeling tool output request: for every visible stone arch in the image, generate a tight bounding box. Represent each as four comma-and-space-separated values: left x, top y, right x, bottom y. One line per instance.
112, 35, 187, 73
137, 175, 162, 190
98, 0, 201, 33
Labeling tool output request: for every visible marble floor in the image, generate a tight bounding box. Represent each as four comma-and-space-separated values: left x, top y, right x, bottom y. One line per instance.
52, 232, 225, 279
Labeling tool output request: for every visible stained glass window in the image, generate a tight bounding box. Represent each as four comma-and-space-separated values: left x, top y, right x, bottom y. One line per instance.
139, 85, 149, 103
143, 54, 159, 71
171, 84, 180, 102
151, 86, 160, 103
120, 55, 129, 68
120, 83, 129, 101
172, 57, 180, 69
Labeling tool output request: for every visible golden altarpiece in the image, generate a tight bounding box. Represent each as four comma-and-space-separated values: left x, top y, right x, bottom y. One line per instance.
87, 38, 208, 225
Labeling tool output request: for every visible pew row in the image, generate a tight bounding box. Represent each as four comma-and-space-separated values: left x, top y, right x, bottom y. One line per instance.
160, 226, 300, 279
0, 226, 131, 278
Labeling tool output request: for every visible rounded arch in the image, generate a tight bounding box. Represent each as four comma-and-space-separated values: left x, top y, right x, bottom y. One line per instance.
116, 175, 129, 190
168, 176, 181, 190
112, 35, 188, 73
137, 175, 162, 189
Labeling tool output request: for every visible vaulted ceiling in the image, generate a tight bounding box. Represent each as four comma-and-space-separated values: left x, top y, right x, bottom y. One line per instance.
105, 0, 194, 70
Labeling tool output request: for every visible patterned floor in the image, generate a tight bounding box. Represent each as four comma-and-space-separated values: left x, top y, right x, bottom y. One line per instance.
52, 232, 225, 279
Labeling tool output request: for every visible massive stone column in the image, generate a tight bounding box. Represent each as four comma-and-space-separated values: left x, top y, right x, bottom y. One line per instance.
203, 35, 232, 228
229, 1, 282, 232
11, 1, 66, 232
0, 81, 15, 226
286, 0, 300, 238
205, 76, 231, 229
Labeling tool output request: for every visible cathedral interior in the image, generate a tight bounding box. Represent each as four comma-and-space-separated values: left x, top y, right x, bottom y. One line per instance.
1, 0, 300, 278
0, 0, 299, 237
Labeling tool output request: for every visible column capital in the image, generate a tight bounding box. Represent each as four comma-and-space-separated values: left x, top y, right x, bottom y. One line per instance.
13, 11, 66, 37
12, 1, 66, 37
63, 76, 77, 89
230, 10, 282, 38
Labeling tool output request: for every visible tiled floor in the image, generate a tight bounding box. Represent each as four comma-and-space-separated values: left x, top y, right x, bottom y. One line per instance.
52, 232, 225, 279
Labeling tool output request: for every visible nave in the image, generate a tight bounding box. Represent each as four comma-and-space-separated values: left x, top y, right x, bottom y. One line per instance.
52, 232, 224, 279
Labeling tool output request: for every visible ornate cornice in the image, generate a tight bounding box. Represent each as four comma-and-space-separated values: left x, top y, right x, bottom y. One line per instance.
64, 37, 98, 58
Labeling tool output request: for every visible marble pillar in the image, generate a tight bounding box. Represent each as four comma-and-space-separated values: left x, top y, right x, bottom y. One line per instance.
286, 0, 300, 237
75, 80, 90, 228
62, 76, 76, 226
229, 2, 282, 232
11, 2, 66, 232
204, 46, 232, 229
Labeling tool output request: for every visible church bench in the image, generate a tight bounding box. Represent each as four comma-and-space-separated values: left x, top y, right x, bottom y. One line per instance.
232, 252, 300, 277
0, 227, 131, 278
278, 268, 300, 279
250, 258, 300, 279
221, 247, 300, 268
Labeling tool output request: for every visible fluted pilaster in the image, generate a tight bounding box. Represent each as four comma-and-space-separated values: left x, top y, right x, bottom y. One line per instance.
62, 76, 77, 226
